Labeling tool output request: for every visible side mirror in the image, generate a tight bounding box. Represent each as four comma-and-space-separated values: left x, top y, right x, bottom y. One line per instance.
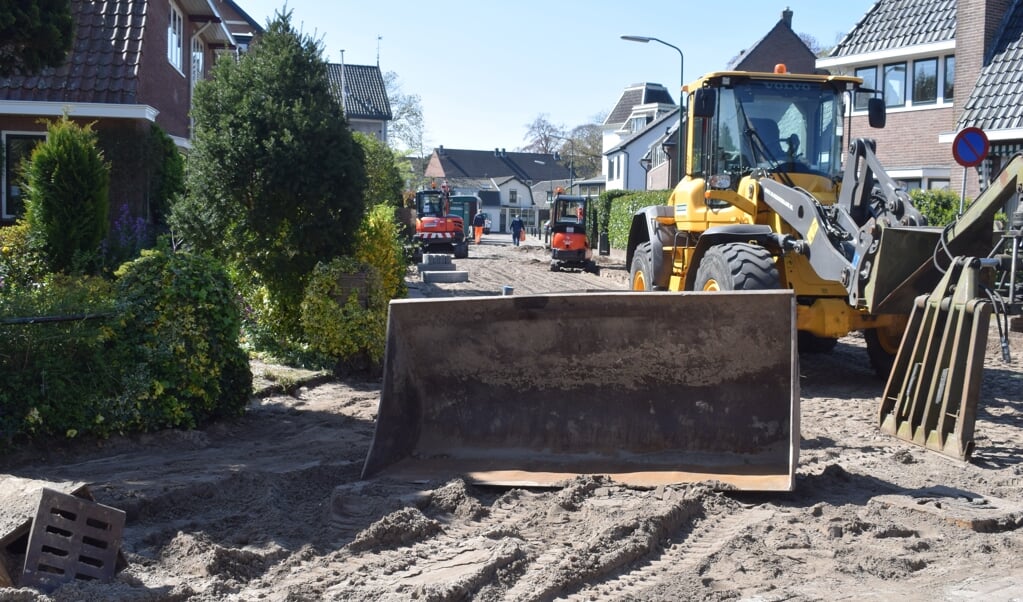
693, 88, 716, 118
868, 97, 886, 128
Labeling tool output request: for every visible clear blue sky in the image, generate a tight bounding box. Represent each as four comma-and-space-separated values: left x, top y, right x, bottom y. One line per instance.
236, 1, 876, 152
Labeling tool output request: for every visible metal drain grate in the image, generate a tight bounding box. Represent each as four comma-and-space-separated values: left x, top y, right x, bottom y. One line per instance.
21, 488, 125, 593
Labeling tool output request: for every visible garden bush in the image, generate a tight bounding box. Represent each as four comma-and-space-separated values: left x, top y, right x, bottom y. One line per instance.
111, 249, 251, 430
0, 274, 118, 443
22, 115, 110, 274
909, 188, 961, 227
355, 202, 409, 301
301, 256, 388, 375
0, 221, 48, 291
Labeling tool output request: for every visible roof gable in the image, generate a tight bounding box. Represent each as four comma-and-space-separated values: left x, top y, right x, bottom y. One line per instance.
604, 83, 675, 126
728, 12, 818, 73
326, 63, 392, 121
828, 0, 956, 59
606, 107, 679, 155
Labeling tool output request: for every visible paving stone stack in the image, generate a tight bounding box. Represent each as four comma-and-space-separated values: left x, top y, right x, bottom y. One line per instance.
418, 253, 469, 283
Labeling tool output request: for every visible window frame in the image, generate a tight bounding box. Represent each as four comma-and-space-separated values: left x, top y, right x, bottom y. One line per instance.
3, 131, 47, 220
854, 66, 877, 111
912, 57, 938, 105
943, 55, 955, 102
883, 62, 907, 108
168, 2, 184, 72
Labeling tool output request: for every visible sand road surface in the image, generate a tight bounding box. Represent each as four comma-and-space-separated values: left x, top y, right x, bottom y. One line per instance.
2, 232, 1022, 601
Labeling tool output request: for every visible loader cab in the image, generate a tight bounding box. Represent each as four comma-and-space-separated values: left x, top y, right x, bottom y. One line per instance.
689, 72, 863, 195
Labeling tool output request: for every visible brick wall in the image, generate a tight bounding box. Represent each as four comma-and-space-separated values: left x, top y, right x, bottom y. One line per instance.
852, 107, 955, 171
136, 1, 195, 141
953, 0, 1012, 198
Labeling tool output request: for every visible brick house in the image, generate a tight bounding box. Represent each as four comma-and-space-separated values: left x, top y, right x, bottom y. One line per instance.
818, 0, 1023, 207
0, 0, 263, 225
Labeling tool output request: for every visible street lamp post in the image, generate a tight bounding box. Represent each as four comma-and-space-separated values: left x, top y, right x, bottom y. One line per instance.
620, 35, 684, 186
533, 159, 551, 203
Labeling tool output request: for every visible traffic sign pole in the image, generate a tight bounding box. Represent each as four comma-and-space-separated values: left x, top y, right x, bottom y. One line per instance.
951, 127, 989, 217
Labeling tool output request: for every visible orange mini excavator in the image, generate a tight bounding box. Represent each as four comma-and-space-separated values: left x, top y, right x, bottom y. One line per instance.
549, 190, 599, 274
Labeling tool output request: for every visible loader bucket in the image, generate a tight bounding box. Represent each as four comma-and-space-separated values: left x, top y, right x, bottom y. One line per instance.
362, 290, 800, 491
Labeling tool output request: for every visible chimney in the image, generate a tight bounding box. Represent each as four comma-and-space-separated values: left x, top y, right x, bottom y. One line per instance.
494, 148, 500, 156
782, 7, 793, 27
956, 0, 1012, 119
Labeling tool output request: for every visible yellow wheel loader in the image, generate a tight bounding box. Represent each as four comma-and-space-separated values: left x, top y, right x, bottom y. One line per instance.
625, 68, 936, 376
362, 67, 1022, 491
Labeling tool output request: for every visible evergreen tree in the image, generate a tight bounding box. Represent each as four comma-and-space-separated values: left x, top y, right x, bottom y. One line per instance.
172, 9, 367, 337
0, 0, 73, 76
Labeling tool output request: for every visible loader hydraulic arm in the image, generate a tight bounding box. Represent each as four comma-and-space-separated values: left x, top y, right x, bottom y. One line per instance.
837, 138, 925, 228
941, 152, 1023, 257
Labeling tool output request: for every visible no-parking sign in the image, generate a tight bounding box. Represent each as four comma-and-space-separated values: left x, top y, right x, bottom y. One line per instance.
952, 127, 989, 167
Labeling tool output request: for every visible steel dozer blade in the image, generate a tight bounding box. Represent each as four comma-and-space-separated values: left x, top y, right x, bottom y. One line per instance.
362, 290, 799, 491
879, 257, 993, 461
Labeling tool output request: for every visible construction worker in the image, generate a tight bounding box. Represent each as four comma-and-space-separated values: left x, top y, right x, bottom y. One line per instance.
511, 215, 524, 246
472, 212, 486, 244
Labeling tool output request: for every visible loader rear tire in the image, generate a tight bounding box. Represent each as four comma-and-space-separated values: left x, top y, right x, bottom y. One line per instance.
630, 242, 658, 291
693, 243, 779, 291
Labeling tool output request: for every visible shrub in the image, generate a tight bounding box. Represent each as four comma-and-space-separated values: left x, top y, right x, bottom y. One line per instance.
301, 256, 387, 375
22, 115, 110, 274
355, 202, 409, 301
909, 188, 961, 227
0, 274, 118, 442
0, 221, 48, 292
112, 249, 251, 430
607, 190, 672, 249
173, 10, 367, 343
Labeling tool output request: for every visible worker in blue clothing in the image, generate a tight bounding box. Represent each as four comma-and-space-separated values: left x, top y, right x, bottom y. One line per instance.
510, 215, 524, 246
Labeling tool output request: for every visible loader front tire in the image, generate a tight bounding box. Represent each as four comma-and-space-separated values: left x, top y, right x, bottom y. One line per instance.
864, 327, 901, 378
630, 242, 657, 291
693, 243, 779, 291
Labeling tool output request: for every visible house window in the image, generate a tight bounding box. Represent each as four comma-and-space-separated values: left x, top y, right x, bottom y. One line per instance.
509, 189, 518, 204
913, 58, 937, 105
168, 3, 183, 71
3, 132, 46, 219
929, 179, 949, 190
854, 66, 877, 111
944, 56, 955, 101
884, 62, 906, 107
191, 36, 205, 89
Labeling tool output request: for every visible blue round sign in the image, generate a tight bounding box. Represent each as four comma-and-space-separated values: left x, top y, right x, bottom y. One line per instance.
952, 127, 989, 167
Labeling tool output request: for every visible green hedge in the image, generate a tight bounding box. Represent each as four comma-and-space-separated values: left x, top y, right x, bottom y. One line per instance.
0, 274, 118, 441
597, 189, 672, 250
0, 250, 251, 445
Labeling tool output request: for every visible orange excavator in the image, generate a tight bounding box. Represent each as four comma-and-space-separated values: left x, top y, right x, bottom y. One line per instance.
549, 191, 599, 274
413, 181, 468, 260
